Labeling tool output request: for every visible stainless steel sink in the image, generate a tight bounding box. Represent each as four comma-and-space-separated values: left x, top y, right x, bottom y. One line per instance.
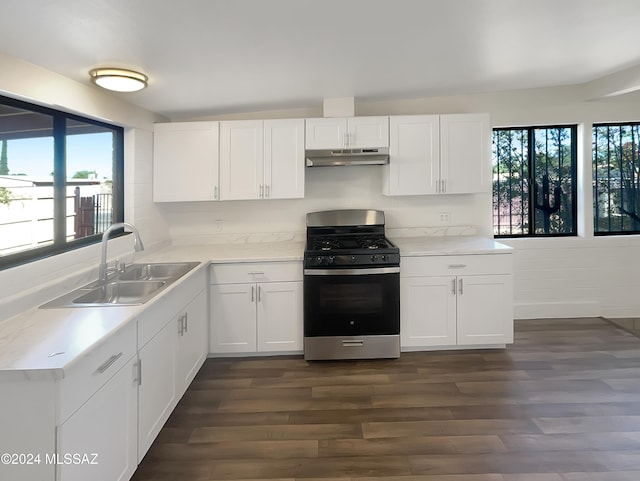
72, 280, 167, 305
40, 261, 200, 308
116, 262, 199, 281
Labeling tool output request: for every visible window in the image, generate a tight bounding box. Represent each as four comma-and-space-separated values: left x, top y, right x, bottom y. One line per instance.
492, 126, 577, 237
0, 95, 124, 269
593, 123, 640, 235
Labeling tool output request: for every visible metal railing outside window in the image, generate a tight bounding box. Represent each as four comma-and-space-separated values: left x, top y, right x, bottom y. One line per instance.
492, 126, 577, 237
0, 94, 124, 269
593, 123, 640, 235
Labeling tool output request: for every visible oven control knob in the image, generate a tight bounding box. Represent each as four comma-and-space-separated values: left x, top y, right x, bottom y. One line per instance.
328, 256, 335, 265
371, 255, 378, 262
315, 256, 324, 265
350, 256, 357, 263
381, 255, 388, 261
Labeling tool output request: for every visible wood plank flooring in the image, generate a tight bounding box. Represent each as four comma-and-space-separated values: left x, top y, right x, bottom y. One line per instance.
131, 318, 640, 480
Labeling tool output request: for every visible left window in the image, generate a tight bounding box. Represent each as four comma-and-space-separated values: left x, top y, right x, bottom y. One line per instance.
0, 95, 123, 269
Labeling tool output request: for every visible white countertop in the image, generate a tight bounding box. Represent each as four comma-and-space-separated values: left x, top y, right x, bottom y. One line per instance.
0, 236, 510, 375
0, 240, 305, 376
391, 235, 513, 256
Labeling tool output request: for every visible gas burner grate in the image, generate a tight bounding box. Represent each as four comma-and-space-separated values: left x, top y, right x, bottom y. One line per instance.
357, 236, 391, 250
312, 237, 341, 251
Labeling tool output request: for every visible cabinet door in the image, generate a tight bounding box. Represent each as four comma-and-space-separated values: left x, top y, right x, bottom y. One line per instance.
264, 119, 305, 199
305, 117, 347, 149
175, 289, 208, 396
400, 276, 457, 347
257, 281, 303, 352
138, 320, 177, 461
57, 356, 137, 481
153, 121, 219, 202
347, 116, 389, 148
456, 274, 514, 345
440, 113, 491, 194
219, 120, 264, 200
210, 283, 257, 353
385, 115, 440, 196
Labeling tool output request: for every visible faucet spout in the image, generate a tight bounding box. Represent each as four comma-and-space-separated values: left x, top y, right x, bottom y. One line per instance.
98, 222, 145, 282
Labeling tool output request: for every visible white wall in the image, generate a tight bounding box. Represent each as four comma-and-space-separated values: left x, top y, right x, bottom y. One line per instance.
176, 84, 640, 320
0, 53, 169, 319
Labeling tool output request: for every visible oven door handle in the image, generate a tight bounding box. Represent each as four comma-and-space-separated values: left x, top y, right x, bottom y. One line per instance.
304, 267, 400, 276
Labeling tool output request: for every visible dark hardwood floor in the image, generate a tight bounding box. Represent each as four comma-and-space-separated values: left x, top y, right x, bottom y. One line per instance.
132, 318, 640, 480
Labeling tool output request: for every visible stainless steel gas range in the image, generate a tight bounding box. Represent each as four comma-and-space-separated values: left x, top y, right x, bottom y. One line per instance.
303, 209, 400, 361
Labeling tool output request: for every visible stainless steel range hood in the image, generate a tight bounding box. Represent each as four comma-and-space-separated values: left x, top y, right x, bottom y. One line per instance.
305, 147, 389, 167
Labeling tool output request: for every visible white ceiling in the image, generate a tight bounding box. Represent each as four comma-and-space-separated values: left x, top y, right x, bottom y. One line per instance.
1, 0, 639, 119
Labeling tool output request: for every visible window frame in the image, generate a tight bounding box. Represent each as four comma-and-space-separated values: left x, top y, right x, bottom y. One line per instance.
0, 94, 124, 271
593, 121, 640, 236
492, 124, 578, 239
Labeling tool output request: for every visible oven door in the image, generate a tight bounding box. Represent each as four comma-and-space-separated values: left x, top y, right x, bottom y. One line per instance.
303, 267, 400, 337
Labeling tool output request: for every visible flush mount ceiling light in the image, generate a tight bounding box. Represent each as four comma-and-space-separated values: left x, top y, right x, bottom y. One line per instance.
89, 68, 148, 92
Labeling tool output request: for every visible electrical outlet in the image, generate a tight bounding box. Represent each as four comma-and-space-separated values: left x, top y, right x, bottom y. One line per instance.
439, 212, 451, 224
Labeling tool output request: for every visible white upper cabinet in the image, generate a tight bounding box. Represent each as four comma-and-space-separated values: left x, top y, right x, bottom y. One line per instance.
219, 120, 264, 200
153, 121, 220, 202
220, 119, 305, 200
440, 113, 491, 194
384, 115, 440, 196
384, 113, 490, 196
264, 119, 305, 199
305, 116, 389, 149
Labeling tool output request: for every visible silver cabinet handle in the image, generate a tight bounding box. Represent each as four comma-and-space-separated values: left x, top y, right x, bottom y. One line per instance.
448, 264, 467, 269
259, 184, 264, 198
343, 339, 364, 347
459, 278, 463, 295
258, 286, 262, 302
134, 359, 142, 386
251, 285, 255, 302
265, 185, 270, 198
184, 312, 188, 333
451, 278, 456, 295
248, 271, 265, 276
178, 315, 183, 335
214, 185, 218, 200
96, 352, 123, 374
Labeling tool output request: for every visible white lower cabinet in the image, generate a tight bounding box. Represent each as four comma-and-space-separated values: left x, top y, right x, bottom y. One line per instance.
137, 270, 208, 461
401, 276, 457, 346
57, 354, 138, 481
401, 254, 513, 349
209, 262, 303, 355
0, 267, 208, 481
137, 317, 177, 460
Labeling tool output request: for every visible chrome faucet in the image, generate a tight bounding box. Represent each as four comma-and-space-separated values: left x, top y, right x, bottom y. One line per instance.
98, 222, 145, 282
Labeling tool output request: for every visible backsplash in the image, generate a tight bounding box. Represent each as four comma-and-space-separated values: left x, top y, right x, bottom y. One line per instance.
161, 165, 492, 244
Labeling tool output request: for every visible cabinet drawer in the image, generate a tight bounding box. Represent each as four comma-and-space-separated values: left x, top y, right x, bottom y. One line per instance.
401, 254, 512, 278
210, 262, 303, 284
59, 321, 136, 423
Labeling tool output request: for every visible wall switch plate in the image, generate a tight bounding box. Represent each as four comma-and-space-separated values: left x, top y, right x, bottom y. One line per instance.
439, 212, 451, 224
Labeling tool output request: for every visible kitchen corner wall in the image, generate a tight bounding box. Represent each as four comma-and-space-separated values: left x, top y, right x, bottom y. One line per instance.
2, 49, 640, 321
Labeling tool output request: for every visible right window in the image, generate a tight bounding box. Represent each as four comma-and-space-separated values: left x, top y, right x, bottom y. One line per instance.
593, 123, 640, 235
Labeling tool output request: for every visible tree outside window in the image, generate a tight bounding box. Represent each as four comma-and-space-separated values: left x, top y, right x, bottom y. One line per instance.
593, 123, 640, 234
493, 126, 577, 237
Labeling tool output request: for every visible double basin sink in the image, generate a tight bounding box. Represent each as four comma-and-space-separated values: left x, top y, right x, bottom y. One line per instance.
41, 262, 200, 308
